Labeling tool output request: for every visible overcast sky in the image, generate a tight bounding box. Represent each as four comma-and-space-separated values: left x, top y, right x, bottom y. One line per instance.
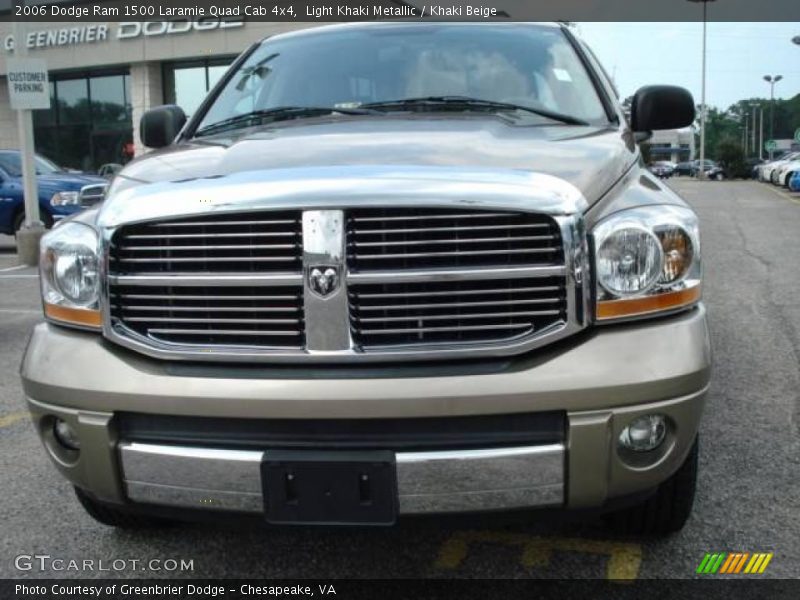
576, 22, 800, 110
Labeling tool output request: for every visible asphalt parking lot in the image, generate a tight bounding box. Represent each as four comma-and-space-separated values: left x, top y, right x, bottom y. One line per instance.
0, 179, 798, 581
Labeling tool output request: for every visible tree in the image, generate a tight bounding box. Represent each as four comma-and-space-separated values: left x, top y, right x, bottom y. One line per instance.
716, 138, 748, 179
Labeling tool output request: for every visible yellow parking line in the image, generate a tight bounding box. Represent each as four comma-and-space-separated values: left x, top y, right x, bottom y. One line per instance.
435, 531, 642, 581
754, 182, 800, 205
0, 412, 29, 429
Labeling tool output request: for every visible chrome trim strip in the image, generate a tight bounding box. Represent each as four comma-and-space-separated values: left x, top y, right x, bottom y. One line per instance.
396, 444, 564, 513
98, 166, 587, 228
347, 265, 566, 284
302, 210, 352, 352
109, 274, 303, 287
119, 442, 564, 515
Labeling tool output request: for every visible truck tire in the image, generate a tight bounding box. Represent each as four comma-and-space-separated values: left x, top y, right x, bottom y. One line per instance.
13, 210, 53, 234
74, 487, 172, 529
606, 436, 698, 536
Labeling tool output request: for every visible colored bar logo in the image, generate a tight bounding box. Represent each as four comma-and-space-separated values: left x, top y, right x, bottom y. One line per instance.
696, 552, 773, 574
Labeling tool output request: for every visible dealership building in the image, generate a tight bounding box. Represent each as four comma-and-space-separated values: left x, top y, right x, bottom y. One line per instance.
0, 20, 312, 171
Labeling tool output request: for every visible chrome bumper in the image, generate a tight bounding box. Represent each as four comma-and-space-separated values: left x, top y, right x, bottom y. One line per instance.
119, 442, 565, 515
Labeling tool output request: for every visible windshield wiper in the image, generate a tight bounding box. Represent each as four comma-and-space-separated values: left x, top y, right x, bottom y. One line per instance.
360, 96, 589, 126
194, 106, 381, 137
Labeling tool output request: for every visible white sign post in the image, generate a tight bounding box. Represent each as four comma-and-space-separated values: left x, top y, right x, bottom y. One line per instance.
6, 39, 50, 264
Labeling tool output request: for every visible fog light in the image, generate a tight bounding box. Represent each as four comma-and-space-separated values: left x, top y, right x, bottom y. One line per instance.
53, 419, 80, 450
619, 415, 666, 452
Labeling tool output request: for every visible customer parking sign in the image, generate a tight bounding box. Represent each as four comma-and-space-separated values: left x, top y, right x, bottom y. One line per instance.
6, 58, 50, 110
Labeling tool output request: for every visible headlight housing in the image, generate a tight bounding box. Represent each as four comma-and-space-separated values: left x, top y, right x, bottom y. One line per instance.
50, 191, 80, 206
592, 205, 701, 321
40, 222, 102, 329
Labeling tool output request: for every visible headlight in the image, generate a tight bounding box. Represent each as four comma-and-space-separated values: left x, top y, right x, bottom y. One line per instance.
40, 222, 102, 329
592, 205, 701, 321
50, 191, 80, 206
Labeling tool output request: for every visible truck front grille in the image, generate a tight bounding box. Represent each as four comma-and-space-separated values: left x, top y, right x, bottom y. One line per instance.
110, 211, 302, 274
105, 207, 578, 361
109, 285, 304, 348
349, 278, 565, 346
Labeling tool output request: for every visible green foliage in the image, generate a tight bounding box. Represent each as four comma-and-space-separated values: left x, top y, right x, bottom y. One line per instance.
698, 94, 800, 160
715, 138, 749, 179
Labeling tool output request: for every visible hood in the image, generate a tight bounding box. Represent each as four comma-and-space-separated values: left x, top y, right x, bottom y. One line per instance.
35, 172, 107, 195
114, 116, 637, 205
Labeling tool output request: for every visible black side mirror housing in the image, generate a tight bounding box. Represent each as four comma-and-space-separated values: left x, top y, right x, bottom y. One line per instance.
630, 85, 695, 132
140, 105, 187, 149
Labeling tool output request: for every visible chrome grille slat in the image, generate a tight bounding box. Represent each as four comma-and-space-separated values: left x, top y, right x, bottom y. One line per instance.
117, 244, 299, 251
354, 286, 561, 299
359, 324, 533, 335
351, 212, 514, 222
351, 235, 556, 247
357, 311, 561, 323
352, 224, 551, 235
354, 299, 562, 310
150, 219, 298, 227
118, 294, 299, 301
350, 248, 558, 260
120, 305, 300, 313
114, 256, 298, 264
125, 232, 298, 240
124, 317, 301, 324
147, 329, 303, 338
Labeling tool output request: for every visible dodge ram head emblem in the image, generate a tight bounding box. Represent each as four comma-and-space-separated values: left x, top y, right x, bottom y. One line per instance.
308, 266, 340, 297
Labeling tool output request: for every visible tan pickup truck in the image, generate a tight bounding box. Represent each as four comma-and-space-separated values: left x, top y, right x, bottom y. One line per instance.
21, 22, 710, 534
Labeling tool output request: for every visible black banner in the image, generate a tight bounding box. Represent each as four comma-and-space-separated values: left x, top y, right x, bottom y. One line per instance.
2, 579, 800, 600
1, 0, 799, 22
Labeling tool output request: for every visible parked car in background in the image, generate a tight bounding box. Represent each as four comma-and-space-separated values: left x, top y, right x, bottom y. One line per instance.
98, 163, 123, 179
774, 159, 800, 187
759, 151, 800, 183
674, 161, 694, 176
648, 161, 674, 178
745, 157, 765, 180
691, 159, 725, 180
0, 151, 107, 234
789, 170, 800, 192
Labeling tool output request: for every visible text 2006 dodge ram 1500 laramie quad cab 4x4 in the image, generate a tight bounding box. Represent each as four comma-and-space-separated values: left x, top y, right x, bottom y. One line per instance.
21, 22, 710, 535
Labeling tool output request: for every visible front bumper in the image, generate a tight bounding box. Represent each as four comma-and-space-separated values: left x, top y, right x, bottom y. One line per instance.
21, 305, 711, 517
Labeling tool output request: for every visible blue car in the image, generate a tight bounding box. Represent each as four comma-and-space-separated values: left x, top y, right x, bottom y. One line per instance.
0, 150, 107, 235
790, 171, 800, 193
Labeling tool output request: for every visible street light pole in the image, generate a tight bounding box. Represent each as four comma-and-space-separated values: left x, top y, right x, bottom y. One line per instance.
763, 74, 783, 160
688, 0, 716, 179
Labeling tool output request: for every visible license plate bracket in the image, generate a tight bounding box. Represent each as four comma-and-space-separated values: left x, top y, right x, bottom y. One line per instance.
262, 450, 397, 525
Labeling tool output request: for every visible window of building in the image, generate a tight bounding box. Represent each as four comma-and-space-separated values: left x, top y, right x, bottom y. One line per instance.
32, 70, 133, 173
163, 58, 236, 118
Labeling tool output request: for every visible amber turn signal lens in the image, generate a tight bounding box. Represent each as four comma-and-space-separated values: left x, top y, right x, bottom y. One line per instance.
596, 285, 701, 320
44, 303, 102, 328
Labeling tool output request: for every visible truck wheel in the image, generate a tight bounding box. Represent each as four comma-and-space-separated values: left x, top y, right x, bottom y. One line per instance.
605, 436, 698, 536
13, 210, 53, 234
74, 487, 172, 529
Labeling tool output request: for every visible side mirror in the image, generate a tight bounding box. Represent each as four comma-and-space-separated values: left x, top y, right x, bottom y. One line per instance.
140, 105, 187, 149
630, 86, 695, 132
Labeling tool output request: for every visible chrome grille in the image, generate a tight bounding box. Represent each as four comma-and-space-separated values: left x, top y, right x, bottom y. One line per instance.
347, 208, 567, 349
104, 206, 579, 362
349, 278, 566, 346
110, 211, 302, 273
346, 208, 562, 270
109, 285, 304, 348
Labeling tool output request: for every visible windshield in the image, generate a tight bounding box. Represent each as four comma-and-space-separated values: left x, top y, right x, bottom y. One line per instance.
0, 153, 62, 177
196, 24, 608, 135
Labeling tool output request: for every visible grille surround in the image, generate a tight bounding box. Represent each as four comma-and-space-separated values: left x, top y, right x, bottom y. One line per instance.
103, 206, 588, 363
